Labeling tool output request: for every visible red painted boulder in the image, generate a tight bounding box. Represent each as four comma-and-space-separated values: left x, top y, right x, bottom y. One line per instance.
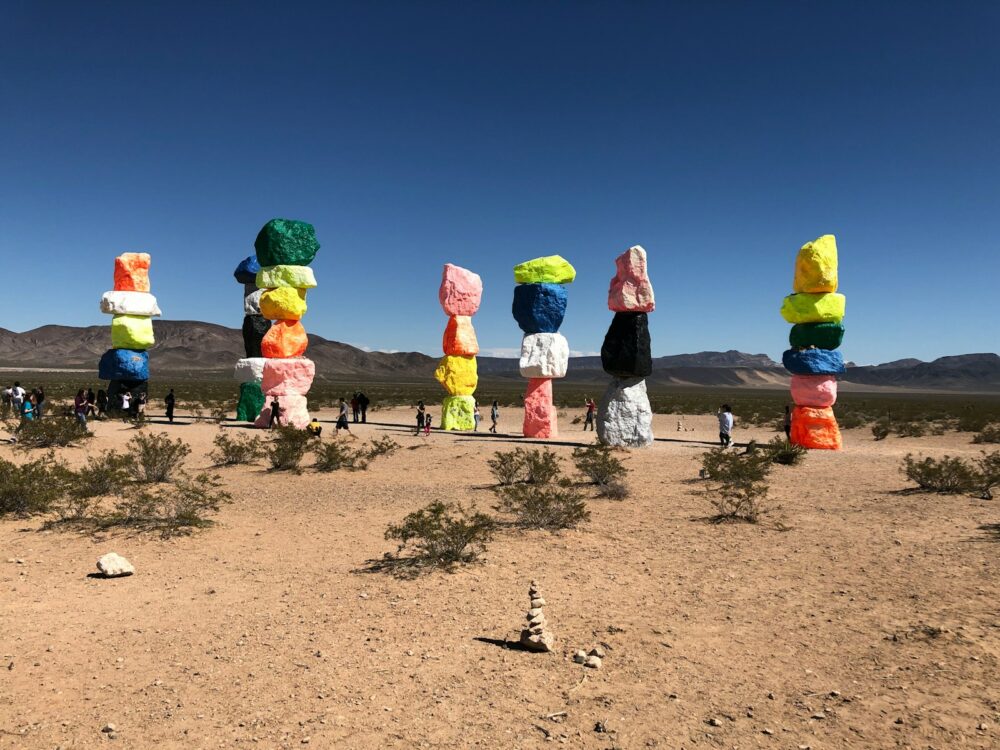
439, 264, 483, 317
608, 245, 655, 312
790, 374, 838, 408
523, 377, 557, 438
114, 253, 151, 292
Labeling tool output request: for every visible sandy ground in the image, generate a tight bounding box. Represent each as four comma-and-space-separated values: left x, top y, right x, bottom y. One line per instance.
2, 407, 999, 750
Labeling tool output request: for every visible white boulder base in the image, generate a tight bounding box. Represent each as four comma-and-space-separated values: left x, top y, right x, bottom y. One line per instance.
243, 288, 264, 316
96, 552, 134, 577
233, 357, 266, 383
597, 377, 654, 447
519, 333, 569, 379
99, 291, 162, 317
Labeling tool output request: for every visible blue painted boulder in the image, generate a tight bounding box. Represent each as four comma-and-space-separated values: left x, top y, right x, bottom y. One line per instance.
782, 348, 846, 376
233, 255, 261, 284
99, 349, 149, 381
512, 283, 568, 334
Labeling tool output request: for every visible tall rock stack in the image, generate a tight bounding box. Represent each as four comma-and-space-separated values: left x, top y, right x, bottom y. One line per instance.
233, 254, 268, 422
436, 264, 483, 430
518, 580, 554, 652
98, 253, 161, 411
597, 246, 655, 447
780, 234, 846, 450
248, 219, 319, 429
512, 256, 576, 439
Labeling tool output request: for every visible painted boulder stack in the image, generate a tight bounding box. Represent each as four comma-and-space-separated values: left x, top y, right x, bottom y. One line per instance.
597, 246, 655, 447
780, 234, 845, 450
98, 253, 161, 410
233, 254, 268, 422
512, 255, 576, 438
436, 264, 482, 430
243, 219, 319, 429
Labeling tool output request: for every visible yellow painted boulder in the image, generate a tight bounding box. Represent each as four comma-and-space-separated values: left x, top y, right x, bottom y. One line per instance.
780, 293, 845, 324
111, 314, 155, 349
514, 255, 577, 284
259, 287, 307, 320
794, 234, 838, 293
434, 355, 478, 396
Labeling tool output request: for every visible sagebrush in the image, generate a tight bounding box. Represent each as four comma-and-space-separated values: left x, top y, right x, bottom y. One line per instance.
572, 444, 627, 485
701, 448, 772, 523
210, 431, 265, 466
267, 427, 313, 472
494, 480, 590, 530
384, 501, 496, 567
13, 417, 91, 450
128, 432, 191, 483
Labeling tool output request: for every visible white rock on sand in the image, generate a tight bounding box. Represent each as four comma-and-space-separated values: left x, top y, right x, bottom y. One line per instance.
96, 553, 134, 578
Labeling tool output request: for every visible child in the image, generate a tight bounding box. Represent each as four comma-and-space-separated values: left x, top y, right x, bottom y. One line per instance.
423, 412, 432, 436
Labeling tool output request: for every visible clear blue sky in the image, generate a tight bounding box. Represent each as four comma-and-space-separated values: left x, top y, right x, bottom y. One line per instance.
2, 1, 997, 365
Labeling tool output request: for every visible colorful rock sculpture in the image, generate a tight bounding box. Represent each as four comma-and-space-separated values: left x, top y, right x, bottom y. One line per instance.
99, 253, 160, 412
437, 264, 482, 430
235, 218, 320, 428
781, 234, 844, 450
597, 246, 655, 447
512, 256, 575, 438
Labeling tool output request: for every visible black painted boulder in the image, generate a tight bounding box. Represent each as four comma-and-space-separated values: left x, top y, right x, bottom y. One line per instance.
242, 314, 272, 358
601, 312, 652, 378
107, 379, 148, 413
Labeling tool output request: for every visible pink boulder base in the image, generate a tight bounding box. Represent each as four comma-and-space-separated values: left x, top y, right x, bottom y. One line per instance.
439, 263, 483, 317
789, 374, 838, 408
608, 245, 655, 313
523, 377, 557, 439
255, 393, 310, 429
261, 358, 316, 396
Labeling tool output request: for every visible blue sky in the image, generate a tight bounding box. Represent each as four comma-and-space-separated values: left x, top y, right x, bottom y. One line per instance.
1, 1, 997, 365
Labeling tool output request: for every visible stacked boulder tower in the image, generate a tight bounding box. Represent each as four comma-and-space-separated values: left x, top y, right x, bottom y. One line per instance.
245, 219, 319, 429
512, 255, 576, 439
232, 253, 268, 422
99, 253, 161, 411
780, 234, 846, 450
436, 264, 483, 430
597, 246, 655, 447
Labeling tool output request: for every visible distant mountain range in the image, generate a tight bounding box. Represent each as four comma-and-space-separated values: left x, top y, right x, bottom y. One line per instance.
1, 321, 998, 392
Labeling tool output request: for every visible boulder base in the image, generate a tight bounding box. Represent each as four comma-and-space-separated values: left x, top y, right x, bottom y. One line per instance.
262, 358, 315, 396
111, 315, 155, 350
782, 348, 846, 375
790, 374, 838, 408
442, 315, 479, 356
439, 264, 483, 316
233, 357, 266, 383
794, 234, 838, 293
523, 378, 557, 438
519, 333, 569, 379
243, 287, 263, 316
100, 291, 161, 317
790, 406, 842, 450
441, 395, 476, 431
512, 283, 568, 334
597, 377, 654, 447
254, 393, 310, 429
513, 255, 577, 285
608, 245, 655, 312
237, 382, 266, 422
601, 312, 652, 378
789, 322, 844, 350
256, 265, 318, 289
254, 219, 320, 267
260, 319, 308, 358
780, 293, 846, 324
113, 253, 151, 292
107, 379, 148, 413
434, 355, 478, 396
233, 255, 261, 284
259, 287, 307, 320
242, 315, 272, 358
99, 349, 149, 381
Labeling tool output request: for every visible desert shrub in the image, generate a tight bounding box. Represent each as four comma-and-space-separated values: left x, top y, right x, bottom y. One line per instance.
267, 426, 312, 472
701, 448, 772, 523
957, 413, 991, 433
523, 448, 563, 484
709, 480, 769, 523
972, 451, 1000, 500
487, 449, 528, 486
701, 448, 772, 484
0, 453, 71, 516
901, 453, 977, 494
762, 437, 807, 466
597, 480, 630, 501
210, 431, 265, 466
872, 421, 890, 441
14, 417, 91, 449
210, 404, 230, 423
102, 472, 230, 536
364, 436, 401, 461
314, 441, 365, 472
70, 450, 131, 499
127, 432, 191, 483
972, 426, 1000, 445
895, 421, 927, 438
572, 444, 627, 486
385, 501, 496, 567
494, 479, 590, 530
838, 412, 868, 429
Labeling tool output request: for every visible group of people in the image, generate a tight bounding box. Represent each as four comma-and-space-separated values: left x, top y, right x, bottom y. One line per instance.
349, 392, 370, 423
412, 399, 502, 435
1, 382, 180, 426
1, 382, 45, 421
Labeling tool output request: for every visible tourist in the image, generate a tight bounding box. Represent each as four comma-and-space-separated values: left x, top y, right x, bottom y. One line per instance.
473, 402, 481, 431
34, 387, 46, 419
351, 393, 360, 423
136, 392, 148, 420
74, 389, 88, 426
307, 418, 323, 437
96, 389, 108, 419
718, 404, 734, 448
21, 393, 35, 421
165, 389, 176, 423
85, 388, 96, 416
358, 392, 370, 423
337, 397, 351, 433
423, 411, 432, 436
583, 397, 596, 431
268, 397, 282, 428
120, 390, 132, 420
1, 385, 11, 409
11, 382, 25, 413
490, 400, 499, 433
783, 405, 792, 440
415, 400, 426, 435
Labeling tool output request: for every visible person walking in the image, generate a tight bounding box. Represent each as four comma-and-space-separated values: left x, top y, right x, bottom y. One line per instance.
783, 405, 792, 440
120, 390, 132, 420
1, 385, 11, 410
73, 389, 88, 427
136, 392, 148, 420
583, 397, 596, 431
10, 382, 25, 414
718, 404, 734, 448
337, 397, 351, 433
473, 402, 481, 431
358, 392, 370, 423
423, 411, 433, 436
20, 394, 35, 421
490, 400, 499, 433
96, 389, 108, 419
415, 400, 426, 436
350, 393, 360, 423
268, 397, 282, 428
165, 389, 176, 424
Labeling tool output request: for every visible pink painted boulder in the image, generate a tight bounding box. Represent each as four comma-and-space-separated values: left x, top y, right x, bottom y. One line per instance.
439, 264, 483, 316
523, 377, 557, 438
261, 358, 316, 396
608, 245, 655, 312
790, 374, 838, 408
254, 393, 310, 429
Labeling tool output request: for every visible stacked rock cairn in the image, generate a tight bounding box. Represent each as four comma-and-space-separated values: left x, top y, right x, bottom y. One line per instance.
779, 234, 846, 450
512, 256, 576, 439
435, 264, 483, 430
98, 253, 161, 411
597, 246, 655, 447
236, 219, 319, 429
519, 580, 554, 652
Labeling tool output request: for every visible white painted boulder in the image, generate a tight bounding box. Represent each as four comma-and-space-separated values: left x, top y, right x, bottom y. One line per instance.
233, 357, 266, 383
99, 291, 162, 317
519, 333, 569, 379
597, 377, 654, 447
96, 552, 134, 578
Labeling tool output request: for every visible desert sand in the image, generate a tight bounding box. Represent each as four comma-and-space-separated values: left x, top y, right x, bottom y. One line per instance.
2, 408, 998, 749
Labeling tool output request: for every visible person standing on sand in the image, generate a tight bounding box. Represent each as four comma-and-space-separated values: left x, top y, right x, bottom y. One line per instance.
136, 392, 148, 420
11, 382, 25, 414
268, 397, 282, 428
490, 400, 499, 433
85, 388, 96, 416
74, 389, 88, 427
423, 411, 432, 436
583, 397, 596, 431
473, 402, 481, 431
120, 391, 131, 420
337, 397, 351, 433
783, 405, 792, 440
415, 401, 426, 435
165, 389, 176, 423
350, 393, 360, 423
358, 392, 370, 423
96, 389, 108, 419
1, 385, 11, 410
21, 394, 35, 421
718, 404, 734, 448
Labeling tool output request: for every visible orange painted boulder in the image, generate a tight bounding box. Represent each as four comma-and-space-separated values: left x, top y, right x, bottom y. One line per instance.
789, 374, 838, 407
523, 377, 557, 438
790, 406, 842, 450
261, 320, 308, 358
442, 315, 479, 356
114, 253, 151, 292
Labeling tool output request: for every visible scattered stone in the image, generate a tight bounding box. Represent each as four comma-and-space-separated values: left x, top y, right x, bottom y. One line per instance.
707, 718, 722, 727
584, 655, 602, 669
762, 727, 773, 735
101, 723, 116, 733
588, 646, 606, 658
518, 581, 554, 653
811, 712, 825, 720
573, 650, 587, 664
96, 554, 134, 578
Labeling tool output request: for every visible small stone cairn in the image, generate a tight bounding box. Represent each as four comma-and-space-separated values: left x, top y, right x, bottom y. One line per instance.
519, 580, 554, 652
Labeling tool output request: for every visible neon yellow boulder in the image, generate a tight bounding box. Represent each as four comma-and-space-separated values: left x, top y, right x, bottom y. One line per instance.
259, 287, 307, 320
434, 355, 478, 396
255, 265, 317, 289
781, 293, 846, 324
111, 314, 155, 349
794, 234, 838, 293
514, 255, 577, 284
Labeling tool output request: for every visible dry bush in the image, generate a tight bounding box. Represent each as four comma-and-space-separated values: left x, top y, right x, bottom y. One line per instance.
762, 437, 807, 466
314, 441, 365, 472
972, 451, 1000, 500
127, 432, 191, 483
895, 421, 927, 438
14, 417, 91, 449
701, 448, 772, 524
597, 480, 630, 501
384, 501, 496, 567
487, 449, 527, 486
901, 454, 977, 494
494, 480, 590, 530
365, 436, 401, 461
0, 453, 71, 517
487, 447, 562, 486
872, 421, 890, 441
267, 427, 312, 472
101, 472, 231, 537
572, 444, 627, 486
210, 431, 265, 466
69, 450, 131, 499
972, 426, 1000, 445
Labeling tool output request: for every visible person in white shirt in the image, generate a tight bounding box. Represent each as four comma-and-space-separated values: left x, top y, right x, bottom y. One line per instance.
717, 404, 734, 448
10, 382, 25, 412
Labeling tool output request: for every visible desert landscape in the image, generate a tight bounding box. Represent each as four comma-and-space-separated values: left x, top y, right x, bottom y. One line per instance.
3, 406, 998, 749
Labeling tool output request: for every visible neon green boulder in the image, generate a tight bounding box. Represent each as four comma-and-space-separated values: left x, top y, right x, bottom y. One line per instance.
441, 395, 476, 430
255, 265, 317, 289
780, 293, 845, 324
514, 255, 577, 284
111, 315, 155, 349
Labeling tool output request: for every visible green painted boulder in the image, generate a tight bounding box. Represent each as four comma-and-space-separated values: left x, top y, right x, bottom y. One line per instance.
514, 255, 577, 284
255, 265, 317, 289
789, 322, 845, 350
441, 395, 476, 431
237, 381, 265, 422
254, 219, 320, 267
